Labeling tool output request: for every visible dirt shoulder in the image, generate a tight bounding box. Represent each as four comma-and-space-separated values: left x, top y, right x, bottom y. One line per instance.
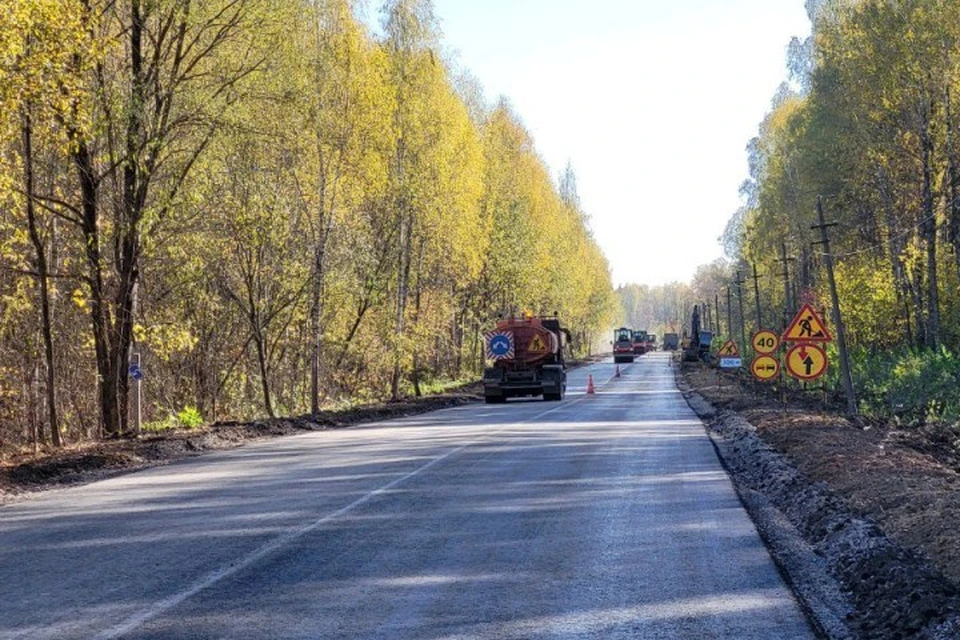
1, 355, 608, 506
0, 384, 482, 506
680, 361, 960, 639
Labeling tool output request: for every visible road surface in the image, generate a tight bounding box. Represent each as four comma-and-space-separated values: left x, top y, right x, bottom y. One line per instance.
0, 354, 814, 639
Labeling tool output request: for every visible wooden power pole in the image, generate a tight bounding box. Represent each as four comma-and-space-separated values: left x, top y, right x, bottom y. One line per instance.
735, 271, 748, 353
751, 263, 763, 330
813, 196, 858, 415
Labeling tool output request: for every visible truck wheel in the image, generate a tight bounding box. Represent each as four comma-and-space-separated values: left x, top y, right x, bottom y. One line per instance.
485, 396, 506, 404
543, 392, 561, 401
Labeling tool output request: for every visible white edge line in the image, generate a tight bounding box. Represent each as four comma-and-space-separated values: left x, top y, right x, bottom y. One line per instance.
95, 368, 603, 639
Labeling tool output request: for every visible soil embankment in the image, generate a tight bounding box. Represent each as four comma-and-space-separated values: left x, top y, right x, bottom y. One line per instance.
680, 361, 960, 639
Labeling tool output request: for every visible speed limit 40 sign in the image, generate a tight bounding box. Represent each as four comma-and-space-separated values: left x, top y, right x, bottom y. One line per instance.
752, 330, 780, 355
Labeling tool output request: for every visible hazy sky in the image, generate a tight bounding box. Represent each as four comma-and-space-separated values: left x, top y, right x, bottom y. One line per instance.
422, 0, 812, 287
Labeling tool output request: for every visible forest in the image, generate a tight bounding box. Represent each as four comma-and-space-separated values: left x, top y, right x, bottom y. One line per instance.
0, 0, 617, 452
664, 0, 960, 423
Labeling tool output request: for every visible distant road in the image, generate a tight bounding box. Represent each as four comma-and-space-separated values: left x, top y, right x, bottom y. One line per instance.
0, 353, 813, 639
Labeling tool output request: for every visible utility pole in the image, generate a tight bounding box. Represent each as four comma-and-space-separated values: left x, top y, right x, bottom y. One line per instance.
751, 263, 763, 330
726, 287, 733, 343
813, 196, 858, 415
735, 271, 748, 352
777, 240, 795, 331
715, 292, 722, 338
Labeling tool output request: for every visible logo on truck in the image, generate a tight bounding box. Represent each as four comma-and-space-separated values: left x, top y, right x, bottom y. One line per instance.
485, 331, 515, 360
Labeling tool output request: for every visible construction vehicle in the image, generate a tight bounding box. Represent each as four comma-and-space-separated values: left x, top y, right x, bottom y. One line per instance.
483, 316, 570, 403
645, 334, 657, 352
613, 327, 635, 363
633, 330, 648, 355
662, 333, 680, 350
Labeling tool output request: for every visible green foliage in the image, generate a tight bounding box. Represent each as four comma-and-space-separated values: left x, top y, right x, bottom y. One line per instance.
0, 0, 617, 449
853, 348, 960, 425
177, 406, 204, 429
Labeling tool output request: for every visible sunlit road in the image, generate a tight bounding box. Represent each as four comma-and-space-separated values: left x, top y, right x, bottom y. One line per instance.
0, 353, 813, 639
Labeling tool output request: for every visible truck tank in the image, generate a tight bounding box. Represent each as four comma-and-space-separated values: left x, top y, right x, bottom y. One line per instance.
483, 316, 568, 403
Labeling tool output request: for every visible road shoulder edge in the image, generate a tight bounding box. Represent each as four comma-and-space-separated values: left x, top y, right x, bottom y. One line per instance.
675, 365, 852, 640
675, 364, 960, 639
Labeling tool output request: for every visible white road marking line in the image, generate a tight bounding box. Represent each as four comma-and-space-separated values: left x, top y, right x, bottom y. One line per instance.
95, 377, 597, 639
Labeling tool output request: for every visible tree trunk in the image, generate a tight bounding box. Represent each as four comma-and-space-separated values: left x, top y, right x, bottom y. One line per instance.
945, 87, 960, 288
391, 207, 410, 401
921, 115, 940, 349
22, 109, 61, 447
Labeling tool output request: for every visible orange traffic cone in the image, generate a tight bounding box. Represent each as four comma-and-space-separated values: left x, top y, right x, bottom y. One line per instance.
615, 365, 621, 378
586, 374, 596, 395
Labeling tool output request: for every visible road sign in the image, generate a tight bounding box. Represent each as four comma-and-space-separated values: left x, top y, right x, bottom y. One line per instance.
750, 355, 780, 381
785, 343, 828, 381
751, 330, 780, 355
783, 304, 833, 343
485, 331, 514, 360
717, 340, 739, 357
719, 357, 742, 369
129, 364, 144, 381
528, 334, 547, 353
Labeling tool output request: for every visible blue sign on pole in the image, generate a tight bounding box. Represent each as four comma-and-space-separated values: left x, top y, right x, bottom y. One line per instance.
129, 364, 144, 381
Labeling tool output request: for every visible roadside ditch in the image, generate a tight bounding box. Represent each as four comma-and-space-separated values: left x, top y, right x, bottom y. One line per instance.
678, 361, 960, 639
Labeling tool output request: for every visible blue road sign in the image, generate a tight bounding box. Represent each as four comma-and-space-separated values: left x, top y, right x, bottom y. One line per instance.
485, 330, 515, 360
129, 364, 144, 381
489, 334, 512, 357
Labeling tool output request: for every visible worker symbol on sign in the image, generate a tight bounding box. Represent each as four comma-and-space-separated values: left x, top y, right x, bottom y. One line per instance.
783, 304, 833, 343
528, 335, 547, 353
798, 316, 824, 339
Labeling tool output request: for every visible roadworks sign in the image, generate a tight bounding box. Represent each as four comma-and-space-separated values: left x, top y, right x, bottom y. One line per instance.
750, 355, 780, 381
717, 340, 740, 357
785, 343, 828, 381
528, 334, 548, 353
783, 304, 833, 343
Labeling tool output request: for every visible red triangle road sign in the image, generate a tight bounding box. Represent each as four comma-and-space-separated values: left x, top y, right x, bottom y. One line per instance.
782, 303, 833, 343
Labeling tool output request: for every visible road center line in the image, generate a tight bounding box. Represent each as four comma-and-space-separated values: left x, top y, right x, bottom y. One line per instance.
95, 373, 598, 639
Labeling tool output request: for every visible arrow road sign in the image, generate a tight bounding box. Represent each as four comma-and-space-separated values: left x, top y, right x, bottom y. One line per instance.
785, 342, 828, 381
485, 331, 514, 360
750, 355, 780, 382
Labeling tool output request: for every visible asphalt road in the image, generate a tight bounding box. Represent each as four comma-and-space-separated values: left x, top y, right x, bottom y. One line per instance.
0, 353, 814, 639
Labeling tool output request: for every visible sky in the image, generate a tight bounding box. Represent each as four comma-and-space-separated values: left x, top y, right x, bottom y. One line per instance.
411, 0, 812, 287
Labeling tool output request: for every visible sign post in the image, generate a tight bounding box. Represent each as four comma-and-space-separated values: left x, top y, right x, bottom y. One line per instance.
129, 354, 144, 434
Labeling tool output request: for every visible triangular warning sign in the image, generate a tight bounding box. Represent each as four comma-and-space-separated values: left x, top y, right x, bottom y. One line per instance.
528, 335, 547, 353
782, 303, 833, 343
717, 340, 739, 357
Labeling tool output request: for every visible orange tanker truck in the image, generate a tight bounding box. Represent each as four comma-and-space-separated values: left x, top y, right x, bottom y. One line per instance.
483, 316, 570, 403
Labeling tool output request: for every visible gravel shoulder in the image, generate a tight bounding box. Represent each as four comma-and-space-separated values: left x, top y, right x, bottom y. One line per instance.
679, 361, 960, 639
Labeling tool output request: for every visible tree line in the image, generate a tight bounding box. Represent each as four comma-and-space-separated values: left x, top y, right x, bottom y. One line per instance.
0, 0, 617, 451
692, 0, 960, 421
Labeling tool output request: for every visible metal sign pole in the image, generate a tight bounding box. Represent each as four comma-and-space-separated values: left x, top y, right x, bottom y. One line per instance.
133, 352, 142, 434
